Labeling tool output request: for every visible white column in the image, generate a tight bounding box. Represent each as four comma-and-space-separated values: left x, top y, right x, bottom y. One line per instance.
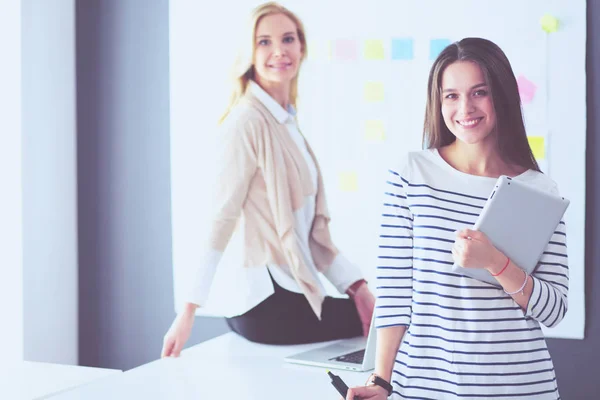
0, 0, 23, 364
21, 0, 78, 363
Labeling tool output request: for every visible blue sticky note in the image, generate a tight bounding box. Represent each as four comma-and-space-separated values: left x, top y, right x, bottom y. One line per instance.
430, 38, 451, 60
391, 38, 414, 60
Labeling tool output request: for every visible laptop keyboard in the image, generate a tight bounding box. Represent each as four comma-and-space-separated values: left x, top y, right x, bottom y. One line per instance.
334, 349, 365, 364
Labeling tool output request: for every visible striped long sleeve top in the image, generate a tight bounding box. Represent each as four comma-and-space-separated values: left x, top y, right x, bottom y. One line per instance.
375, 149, 568, 400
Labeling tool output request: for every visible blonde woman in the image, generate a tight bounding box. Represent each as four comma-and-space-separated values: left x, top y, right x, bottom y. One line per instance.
161, 2, 375, 357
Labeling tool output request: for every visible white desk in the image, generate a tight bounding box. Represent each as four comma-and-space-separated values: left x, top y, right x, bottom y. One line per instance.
47, 333, 371, 399
0, 361, 122, 399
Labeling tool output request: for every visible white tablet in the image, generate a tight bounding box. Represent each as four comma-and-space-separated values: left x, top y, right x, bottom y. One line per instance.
452, 175, 570, 286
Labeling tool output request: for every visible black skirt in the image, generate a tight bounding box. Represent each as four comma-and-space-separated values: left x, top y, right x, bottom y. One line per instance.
225, 273, 362, 345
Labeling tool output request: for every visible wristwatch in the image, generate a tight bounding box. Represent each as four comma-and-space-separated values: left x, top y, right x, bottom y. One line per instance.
368, 373, 393, 396
346, 279, 367, 298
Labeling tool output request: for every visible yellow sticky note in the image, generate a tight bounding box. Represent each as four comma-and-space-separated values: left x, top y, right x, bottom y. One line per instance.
364, 120, 385, 141
528, 136, 545, 160
306, 40, 317, 60
364, 39, 384, 60
540, 14, 559, 33
364, 82, 384, 103
338, 172, 358, 192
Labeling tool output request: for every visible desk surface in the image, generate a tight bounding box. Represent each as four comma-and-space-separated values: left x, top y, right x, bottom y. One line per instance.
0, 361, 121, 400
48, 333, 371, 399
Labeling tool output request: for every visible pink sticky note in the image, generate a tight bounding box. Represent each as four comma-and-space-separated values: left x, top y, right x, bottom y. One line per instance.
517, 75, 537, 104
332, 39, 358, 61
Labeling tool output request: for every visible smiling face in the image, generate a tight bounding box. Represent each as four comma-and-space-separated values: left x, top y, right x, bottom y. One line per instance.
440, 61, 497, 146
253, 13, 303, 89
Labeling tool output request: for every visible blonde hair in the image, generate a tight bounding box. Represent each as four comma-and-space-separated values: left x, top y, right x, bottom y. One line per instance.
218, 2, 307, 124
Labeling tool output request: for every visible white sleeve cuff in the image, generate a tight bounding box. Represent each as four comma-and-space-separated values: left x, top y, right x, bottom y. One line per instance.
185, 249, 222, 308
322, 253, 364, 294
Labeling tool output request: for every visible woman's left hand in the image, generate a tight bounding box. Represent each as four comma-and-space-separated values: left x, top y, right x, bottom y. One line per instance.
352, 282, 376, 336
452, 229, 505, 271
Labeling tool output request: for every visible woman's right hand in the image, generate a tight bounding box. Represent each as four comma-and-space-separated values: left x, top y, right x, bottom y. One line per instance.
344, 384, 389, 400
161, 304, 197, 358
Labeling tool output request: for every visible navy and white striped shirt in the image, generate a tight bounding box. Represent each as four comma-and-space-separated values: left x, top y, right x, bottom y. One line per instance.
375, 149, 568, 400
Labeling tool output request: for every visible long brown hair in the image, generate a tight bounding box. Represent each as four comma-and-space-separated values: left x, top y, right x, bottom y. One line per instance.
423, 37, 540, 172
218, 2, 308, 124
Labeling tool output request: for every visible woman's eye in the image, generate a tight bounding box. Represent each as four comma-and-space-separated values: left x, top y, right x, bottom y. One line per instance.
283, 36, 295, 43
258, 39, 270, 46
445, 93, 457, 100
474, 89, 488, 96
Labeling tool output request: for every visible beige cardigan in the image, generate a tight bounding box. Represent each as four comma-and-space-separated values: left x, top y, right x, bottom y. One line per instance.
208, 90, 341, 318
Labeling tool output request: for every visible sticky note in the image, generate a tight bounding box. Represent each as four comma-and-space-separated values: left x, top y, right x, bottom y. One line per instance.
306, 40, 316, 60
540, 14, 559, 33
338, 172, 358, 192
516, 75, 537, 104
391, 38, 414, 60
364, 39, 385, 60
332, 39, 358, 61
430, 38, 451, 60
364, 120, 385, 141
364, 82, 384, 103
306, 40, 318, 61
528, 136, 545, 160
307, 40, 332, 61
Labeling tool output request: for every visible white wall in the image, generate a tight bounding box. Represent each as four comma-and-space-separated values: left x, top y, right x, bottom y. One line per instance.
21, 0, 78, 364
0, 0, 23, 364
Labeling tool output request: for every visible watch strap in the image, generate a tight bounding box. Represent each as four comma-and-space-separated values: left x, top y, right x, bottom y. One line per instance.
369, 373, 393, 396
346, 279, 367, 298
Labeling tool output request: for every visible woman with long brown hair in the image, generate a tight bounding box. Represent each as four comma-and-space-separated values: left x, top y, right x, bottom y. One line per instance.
347, 37, 567, 400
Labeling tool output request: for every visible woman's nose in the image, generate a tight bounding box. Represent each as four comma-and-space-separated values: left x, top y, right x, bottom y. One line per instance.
273, 44, 284, 57
458, 97, 475, 114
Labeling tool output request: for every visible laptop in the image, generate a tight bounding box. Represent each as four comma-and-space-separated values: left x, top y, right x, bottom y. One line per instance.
452, 175, 570, 286
283, 314, 376, 372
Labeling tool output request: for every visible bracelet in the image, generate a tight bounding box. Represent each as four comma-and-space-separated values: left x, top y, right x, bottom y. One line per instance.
504, 270, 529, 296
491, 256, 510, 276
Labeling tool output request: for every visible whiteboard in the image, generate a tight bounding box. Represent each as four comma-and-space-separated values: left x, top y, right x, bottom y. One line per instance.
169, 0, 586, 339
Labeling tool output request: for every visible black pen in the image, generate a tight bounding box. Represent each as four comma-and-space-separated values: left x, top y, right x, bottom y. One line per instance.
327, 370, 360, 400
